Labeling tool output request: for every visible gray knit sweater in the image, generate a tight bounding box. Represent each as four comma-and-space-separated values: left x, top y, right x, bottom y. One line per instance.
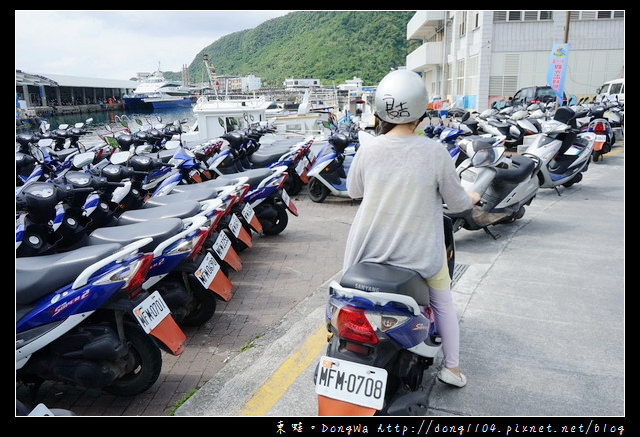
343, 134, 472, 279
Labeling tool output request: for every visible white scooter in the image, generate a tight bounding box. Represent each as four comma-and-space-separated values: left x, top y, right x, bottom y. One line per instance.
521, 107, 596, 194
444, 135, 540, 239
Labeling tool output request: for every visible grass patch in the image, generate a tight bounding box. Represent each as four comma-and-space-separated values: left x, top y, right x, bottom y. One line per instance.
167, 386, 200, 416
239, 334, 264, 352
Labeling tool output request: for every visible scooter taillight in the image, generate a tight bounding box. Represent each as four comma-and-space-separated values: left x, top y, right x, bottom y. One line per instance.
594, 122, 606, 134
124, 253, 153, 296
276, 173, 289, 190
94, 252, 153, 297
337, 305, 378, 345
240, 184, 250, 199
186, 229, 209, 259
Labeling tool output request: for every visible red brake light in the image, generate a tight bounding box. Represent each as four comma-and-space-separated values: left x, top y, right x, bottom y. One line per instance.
277, 173, 289, 189
187, 229, 209, 259
337, 305, 378, 344
124, 253, 153, 295
594, 122, 605, 133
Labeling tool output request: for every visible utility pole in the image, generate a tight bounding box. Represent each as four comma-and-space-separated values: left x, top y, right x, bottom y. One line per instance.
564, 11, 570, 43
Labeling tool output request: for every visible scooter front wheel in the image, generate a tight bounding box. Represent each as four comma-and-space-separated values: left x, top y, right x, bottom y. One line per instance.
308, 177, 329, 203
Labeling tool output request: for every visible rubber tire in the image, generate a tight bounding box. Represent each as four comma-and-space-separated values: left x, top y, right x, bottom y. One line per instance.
562, 172, 582, 187
284, 172, 303, 196
260, 204, 289, 235
308, 177, 329, 203
103, 322, 162, 397
181, 275, 218, 326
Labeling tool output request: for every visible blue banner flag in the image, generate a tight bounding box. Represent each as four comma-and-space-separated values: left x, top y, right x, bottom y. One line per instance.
546, 43, 569, 101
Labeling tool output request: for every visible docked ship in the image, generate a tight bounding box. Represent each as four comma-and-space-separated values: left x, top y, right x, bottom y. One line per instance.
123, 70, 195, 110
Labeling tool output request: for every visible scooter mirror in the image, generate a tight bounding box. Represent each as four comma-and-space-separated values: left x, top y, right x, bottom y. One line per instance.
164, 140, 180, 150
29, 144, 45, 163
72, 152, 95, 169
110, 151, 130, 165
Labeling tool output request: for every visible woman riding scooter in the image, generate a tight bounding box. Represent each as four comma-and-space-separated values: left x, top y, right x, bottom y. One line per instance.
343, 69, 480, 388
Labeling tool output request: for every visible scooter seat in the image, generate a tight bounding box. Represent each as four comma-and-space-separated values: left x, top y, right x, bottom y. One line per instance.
494, 154, 536, 183
217, 168, 275, 188
117, 200, 201, 225
16, 243, 122, 305
340, 262, 430, 306
144, 185, 223, 207
86, 218, 183, 253
170, 176, 246, 193
249, 150, 285, 167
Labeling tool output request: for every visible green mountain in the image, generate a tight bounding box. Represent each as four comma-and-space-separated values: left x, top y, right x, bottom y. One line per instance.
164, 11, 417, 88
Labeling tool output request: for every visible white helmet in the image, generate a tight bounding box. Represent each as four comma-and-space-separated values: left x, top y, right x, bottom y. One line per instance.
374, 69, 428, 124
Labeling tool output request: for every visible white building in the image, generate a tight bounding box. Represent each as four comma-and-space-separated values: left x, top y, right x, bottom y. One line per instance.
283, 77, 321, 88
242, 74, 262, 91
406, 10, 625, 111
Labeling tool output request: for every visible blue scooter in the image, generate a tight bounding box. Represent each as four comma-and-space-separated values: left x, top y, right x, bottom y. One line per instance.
315, 217, 456, 415
16, 238, 186, 397
306, 131, 357, 203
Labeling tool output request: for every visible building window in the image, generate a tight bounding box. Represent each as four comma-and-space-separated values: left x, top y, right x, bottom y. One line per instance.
494, 11, 553, 22
570, 10, 624, 20
467, 56, 478, 95
455, 59, 465, 94
458, 11, 467, 37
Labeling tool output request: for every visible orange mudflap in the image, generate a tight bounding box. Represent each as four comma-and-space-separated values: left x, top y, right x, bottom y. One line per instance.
150, 314, 186, 355
317, 395, 377, 416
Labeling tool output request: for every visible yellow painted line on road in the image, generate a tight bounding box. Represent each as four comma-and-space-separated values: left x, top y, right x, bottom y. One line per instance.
605, 146, 624, 156
235, 323, 327, 416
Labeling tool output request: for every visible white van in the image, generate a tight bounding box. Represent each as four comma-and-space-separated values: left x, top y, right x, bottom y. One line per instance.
595, 78, 624, 103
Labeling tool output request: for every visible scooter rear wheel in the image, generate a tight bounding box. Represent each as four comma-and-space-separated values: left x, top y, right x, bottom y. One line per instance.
308, 177, 329, 203
261, 204, 288, 235
181, 275, 218, 326
284, 171, 303, 196
104, 322, 162, 396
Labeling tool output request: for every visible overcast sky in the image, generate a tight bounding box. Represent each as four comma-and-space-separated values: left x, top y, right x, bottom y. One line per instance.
15, 10, 293, 81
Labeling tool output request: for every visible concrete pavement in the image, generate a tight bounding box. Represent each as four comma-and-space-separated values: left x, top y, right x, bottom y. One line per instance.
18, 141, 624, 419
175, 143, 625, 417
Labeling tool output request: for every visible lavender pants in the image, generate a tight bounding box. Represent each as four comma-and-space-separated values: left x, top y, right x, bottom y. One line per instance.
424, 248, 460, 368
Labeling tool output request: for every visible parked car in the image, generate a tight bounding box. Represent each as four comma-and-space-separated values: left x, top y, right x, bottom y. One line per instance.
595, 78, 624, 103
509, 85, 567, 106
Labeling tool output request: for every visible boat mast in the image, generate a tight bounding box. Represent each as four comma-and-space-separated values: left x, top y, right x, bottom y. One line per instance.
202, 54, 219, 99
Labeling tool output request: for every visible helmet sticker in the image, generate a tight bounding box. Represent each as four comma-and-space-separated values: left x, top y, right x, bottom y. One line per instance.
382, 96, 411, 120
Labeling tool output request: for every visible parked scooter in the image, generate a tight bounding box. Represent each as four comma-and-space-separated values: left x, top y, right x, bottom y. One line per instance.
522, 106, 596, 193
582, 102, 615, 162
306, 126, 358, 203
315, 218, 456, 415
444, 135, 539, 239
436, 110, 478, 167
16, 238, 186, 397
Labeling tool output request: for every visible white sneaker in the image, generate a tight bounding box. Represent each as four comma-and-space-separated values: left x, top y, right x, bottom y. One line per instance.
437, 367, 467, 388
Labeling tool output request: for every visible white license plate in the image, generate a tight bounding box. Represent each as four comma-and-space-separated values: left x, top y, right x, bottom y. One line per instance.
595, 134, 606, 143
241, 203, 255, 223
195, 251, 221, 289
132, 291, 171, 334
315, 356, 387, 410
228, 214, 242, 237
212, 231, 232, 259
281, 188, 291, 206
